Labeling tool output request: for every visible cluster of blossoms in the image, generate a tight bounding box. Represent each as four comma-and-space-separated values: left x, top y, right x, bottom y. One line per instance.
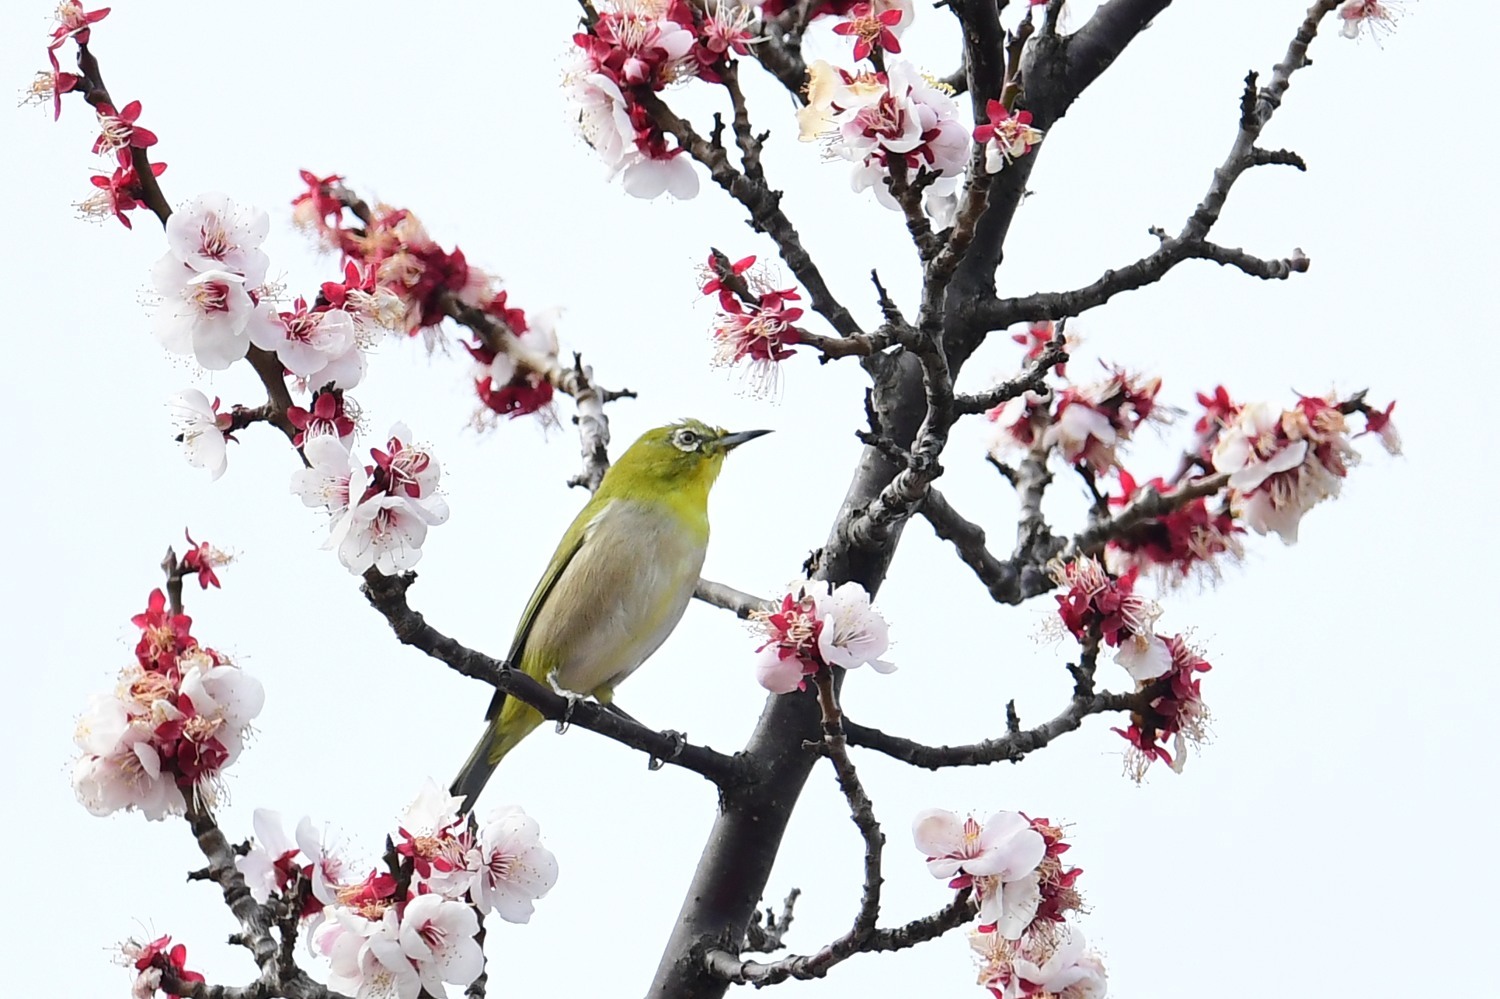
1049, 556, 1173, 682
799, 59, 970, 225
149, 194, 275, 370
462, 296, 561, 424
73, 583, 262, 820
1111, 634, 1212, 780
293, 177, 563, 423
913, 810, 1102, 998
292, 422, 450, 575
563, 0, 751, 199
28, 5, 176, 230
1209, 394, 1367, 544
1336, 0, 1404, 40
1049, 555, 1212, 779
1105, 469, 1244, 584
699, 252, 807, 393
227, 781, 556, 999
990, 364, 1164, 477
752, 579, 894, 693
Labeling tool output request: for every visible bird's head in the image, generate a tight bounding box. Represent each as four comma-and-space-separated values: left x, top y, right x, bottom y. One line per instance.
602, 419, 770, 502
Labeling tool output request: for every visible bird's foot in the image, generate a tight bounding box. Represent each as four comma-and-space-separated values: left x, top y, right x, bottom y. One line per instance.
554, 690, 585, 735
648, 730, 688, 771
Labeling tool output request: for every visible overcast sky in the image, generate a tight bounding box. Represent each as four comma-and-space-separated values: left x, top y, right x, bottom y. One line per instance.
4, 1, 1496, 997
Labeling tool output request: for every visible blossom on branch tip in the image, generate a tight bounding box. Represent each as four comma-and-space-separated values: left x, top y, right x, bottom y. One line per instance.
1358, 399, 1401, 456
72, 592, 263, 818
1337, 0, 1403, 40
974, 100, 1043, 173
180, 529, 230, 589
292, 169, 347, 242
79, 149, 166, 228
48, 2, 111, 50
167, 389, 232, 480
752, 580, 893, 693
1211, 396, 1357, 544
564, 2, 702, 199
1043, 367, 1164, 476
694, 1, 756, 81
709, 284, 805, 395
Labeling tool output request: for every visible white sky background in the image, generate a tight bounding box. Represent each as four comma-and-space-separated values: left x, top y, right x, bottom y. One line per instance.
3, 1, 1497, 996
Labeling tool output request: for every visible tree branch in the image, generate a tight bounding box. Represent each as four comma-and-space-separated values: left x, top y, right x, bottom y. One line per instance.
976, 0, 1337, 331
693, 577, 774, 618
360, 570, 752, 786
634, 89, 865, 339
844, 688, 1147, 770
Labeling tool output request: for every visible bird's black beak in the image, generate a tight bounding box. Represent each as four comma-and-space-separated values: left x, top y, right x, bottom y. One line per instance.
719, 429, 772, 451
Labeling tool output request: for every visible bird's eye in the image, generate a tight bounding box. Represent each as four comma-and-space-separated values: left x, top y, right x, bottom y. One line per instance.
672, 429, 701, 451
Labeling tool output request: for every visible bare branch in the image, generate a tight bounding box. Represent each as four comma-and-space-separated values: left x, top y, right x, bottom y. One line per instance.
743, 889, 802, 954
843, 688, 1148, 769
694, 577, 774, 618
976, 1, 1339, 331
361, 570, 752, 786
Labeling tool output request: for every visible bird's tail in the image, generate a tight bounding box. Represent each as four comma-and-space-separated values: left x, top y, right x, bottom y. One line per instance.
449, 697, 545, 813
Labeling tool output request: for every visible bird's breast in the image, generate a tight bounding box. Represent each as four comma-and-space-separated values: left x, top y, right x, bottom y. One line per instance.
529, 499, 708, 695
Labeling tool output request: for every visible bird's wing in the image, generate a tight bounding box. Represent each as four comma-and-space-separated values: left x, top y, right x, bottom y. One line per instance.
483, 498, 612, 722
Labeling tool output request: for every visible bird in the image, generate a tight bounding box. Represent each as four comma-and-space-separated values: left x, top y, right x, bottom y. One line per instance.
449, 418, 770, 810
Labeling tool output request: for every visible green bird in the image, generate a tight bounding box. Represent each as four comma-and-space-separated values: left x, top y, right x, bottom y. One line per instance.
449, 419, 770, 809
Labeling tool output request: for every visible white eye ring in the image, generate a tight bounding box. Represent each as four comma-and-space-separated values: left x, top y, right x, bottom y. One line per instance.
673, 429, 701, 451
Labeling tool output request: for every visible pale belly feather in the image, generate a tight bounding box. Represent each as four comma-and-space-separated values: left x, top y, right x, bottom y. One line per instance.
525, 499, 707, 697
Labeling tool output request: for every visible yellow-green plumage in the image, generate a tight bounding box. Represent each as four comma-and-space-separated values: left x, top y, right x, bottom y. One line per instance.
449, 419, 768, 809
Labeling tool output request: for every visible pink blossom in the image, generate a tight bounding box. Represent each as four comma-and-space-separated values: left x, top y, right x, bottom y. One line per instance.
1211, 396, 1357, 543
974, 100, 1043, 173
167, 389, 233, 480
288, 389, 357, 448
832, 2, 909, 62
753, 580, 893, 693
464, 805, 559, 923
180, 529, 230, 590
92, 100, 158, 155
79, 148, 166, 229
23, 50, 81, 120
1112, 634, 1212, 780
1337, 0, 1403, 40
48, 2, 111, 50
1105, 470, 1244, 585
